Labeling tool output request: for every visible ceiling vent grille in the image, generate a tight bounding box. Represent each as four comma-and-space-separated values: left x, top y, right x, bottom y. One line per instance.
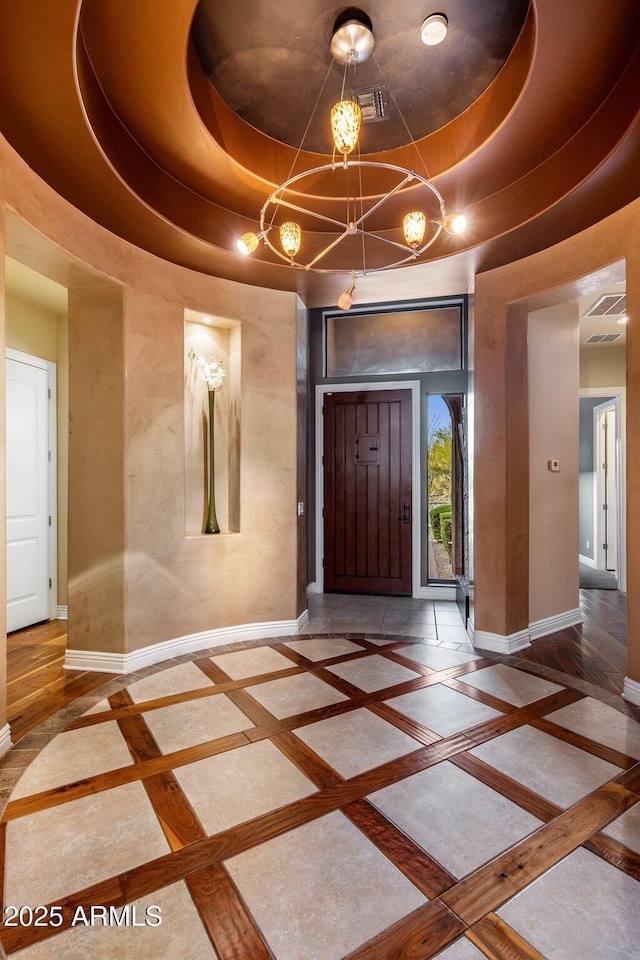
582, 293, 627, 317
354, 86, 388, 123
583, 333, 624, 344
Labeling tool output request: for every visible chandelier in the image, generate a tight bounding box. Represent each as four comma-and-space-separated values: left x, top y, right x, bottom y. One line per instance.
236, 10, 467, 308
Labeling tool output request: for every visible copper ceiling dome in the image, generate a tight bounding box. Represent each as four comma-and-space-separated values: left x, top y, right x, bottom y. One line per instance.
0, 0, 638, 303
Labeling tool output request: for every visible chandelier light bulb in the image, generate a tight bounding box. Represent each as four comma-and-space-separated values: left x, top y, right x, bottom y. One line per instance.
331, 99, 362, 157
403, 211, 427, 249
442, 212, 467, 235
279, 221, 302, 259
237, 232, 259, 255
337, 271, 357, 310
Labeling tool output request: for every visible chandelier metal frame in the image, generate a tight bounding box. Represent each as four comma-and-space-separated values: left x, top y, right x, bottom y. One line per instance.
259, 159, 449, 274
236, 8, 467, 302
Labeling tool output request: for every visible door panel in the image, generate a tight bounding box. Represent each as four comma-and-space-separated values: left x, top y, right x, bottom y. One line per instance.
324, 389, 412, 594
6, 357, 50, 631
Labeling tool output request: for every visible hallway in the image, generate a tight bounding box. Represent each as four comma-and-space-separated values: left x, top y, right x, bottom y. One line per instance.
1, 596, 639, 959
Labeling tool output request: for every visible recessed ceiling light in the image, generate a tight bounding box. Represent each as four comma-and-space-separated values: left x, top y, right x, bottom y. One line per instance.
617, 315, 629, 324
421, 13, 448, 46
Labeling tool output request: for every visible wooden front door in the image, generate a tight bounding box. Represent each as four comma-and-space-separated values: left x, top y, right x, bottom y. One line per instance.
323, 389, 412, 595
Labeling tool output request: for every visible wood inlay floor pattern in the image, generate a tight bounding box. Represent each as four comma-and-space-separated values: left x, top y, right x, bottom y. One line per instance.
2, 634, 640, 959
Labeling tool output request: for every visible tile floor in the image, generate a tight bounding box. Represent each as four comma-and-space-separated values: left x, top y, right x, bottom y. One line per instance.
0, 600, 639, 959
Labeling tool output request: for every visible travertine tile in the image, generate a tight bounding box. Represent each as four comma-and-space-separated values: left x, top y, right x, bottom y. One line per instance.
498, 847, 640, 960
325, 654, 421, 692
225, 811, 427, 960
470, 725, 622, 807
245, 672, 348, 718
387, 684, 501, 736
602, 801, 640, 854
173, 739, 316, 836
283, 637, 365, 661
11, 722, 133, 799
210, 645, 293, 679
548, 696, 640, 759
380, 620, 439, 639
293, 708, 422, 778
369, 761, 542, 878
456, 663, 563, 706
398, 645, 480, 670
127, 661, 214, 703
143, 692, 253, 753
11, 880, 218, 959
6, 781, 170, 907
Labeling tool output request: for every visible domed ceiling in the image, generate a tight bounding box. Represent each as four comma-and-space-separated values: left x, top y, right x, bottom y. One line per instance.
0, 0, 639, 305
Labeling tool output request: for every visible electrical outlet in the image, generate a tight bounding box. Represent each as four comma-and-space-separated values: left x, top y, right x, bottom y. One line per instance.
586, 540, 589, 550
297, 502, 304, 517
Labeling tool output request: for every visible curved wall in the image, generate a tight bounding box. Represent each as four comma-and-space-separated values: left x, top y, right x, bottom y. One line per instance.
0, 134, 300, 682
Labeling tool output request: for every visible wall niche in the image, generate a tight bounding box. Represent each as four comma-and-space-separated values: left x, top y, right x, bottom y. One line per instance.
184, 310, 241, 536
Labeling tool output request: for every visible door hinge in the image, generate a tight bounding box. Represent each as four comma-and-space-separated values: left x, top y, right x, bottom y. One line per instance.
603, 543, 607, 551
48, 388, 51, 399
48, 515, 52, 526
48, 450, 51, 462
49, 578, 52, 589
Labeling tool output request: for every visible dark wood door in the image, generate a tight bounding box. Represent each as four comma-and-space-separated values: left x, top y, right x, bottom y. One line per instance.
324, 389, 412, 595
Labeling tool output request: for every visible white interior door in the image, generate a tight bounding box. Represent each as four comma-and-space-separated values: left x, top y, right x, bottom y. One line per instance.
595, 399, 618, 576
6, 355, 50, 631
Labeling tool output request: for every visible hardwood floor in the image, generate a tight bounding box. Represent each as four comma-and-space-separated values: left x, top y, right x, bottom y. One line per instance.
519, 589, 628, 695
5, 588, 631, 744
6, 619, 116, 742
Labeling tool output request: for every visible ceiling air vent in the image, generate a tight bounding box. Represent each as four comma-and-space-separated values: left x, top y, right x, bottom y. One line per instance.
355, 86, 388, 123
583, 333, 624, 344
582, 293, 627, 317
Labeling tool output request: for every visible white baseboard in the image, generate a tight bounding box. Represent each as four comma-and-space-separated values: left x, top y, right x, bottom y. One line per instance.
64, 612, 309, 675
473, 628, 531, 654
56, 605, 68, 620
529, 608, 582, 641
415, 585, 457, 600
0, 723, 13, 758
307, 582, 320, 597
579, 554, 596, 569
623, 677, 640, 707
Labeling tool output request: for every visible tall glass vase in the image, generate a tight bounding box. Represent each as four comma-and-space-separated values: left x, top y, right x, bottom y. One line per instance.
205, 388, 220, 533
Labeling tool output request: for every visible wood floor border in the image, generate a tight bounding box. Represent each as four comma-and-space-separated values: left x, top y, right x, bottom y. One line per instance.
467, 913, 548, 960
341, 899, 465, 960
342, 797, 457, 899
441, 782, 639, 925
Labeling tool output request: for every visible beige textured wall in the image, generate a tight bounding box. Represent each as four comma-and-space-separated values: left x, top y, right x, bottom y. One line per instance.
5, 291, 69, 605
68, 286, 126, 652
0, 136, 299, 674
528, 303, 580, 623
474, 196, 640, 688
580, 345, 626, 387
0, 226, 6, 721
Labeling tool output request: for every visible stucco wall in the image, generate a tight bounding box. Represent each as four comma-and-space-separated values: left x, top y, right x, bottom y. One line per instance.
0, 133, 300, 670
528, 303, 580, 624
474, 198, 640, 686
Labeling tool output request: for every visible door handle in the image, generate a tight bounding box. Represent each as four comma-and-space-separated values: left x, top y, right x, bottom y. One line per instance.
399, 501, 411, 524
